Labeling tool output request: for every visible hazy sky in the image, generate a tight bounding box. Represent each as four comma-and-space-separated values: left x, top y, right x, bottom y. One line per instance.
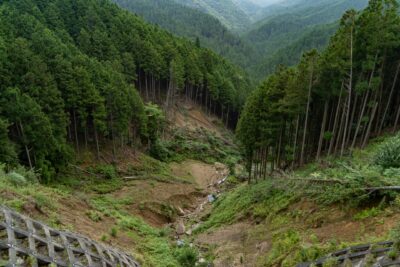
248, 0, 284, 6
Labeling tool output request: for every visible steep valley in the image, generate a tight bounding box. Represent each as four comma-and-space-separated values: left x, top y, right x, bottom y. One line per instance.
3, 102, 400, 266
1, 0, 400, 266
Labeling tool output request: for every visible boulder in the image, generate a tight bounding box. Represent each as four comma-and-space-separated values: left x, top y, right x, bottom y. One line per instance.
176, 221, 186, 235
214, 162, 225, 171
177, 207, 185, 216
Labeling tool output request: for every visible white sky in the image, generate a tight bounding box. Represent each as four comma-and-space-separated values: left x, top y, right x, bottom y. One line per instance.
248, 0, 285, 6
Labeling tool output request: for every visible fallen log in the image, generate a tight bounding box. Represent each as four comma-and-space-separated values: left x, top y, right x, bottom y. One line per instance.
364, 186, 400, 191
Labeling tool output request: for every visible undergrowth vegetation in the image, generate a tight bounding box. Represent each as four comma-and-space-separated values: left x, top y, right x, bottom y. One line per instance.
0, 161, 202, 267
198, 134, 400, 266
151, 127, 241, 167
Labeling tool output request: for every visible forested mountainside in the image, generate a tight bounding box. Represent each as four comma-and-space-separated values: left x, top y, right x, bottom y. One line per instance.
257, 0, 368, 20
112, 0, 259, 69
237, 0, 400, 179
171, 0, 251, 32
232, 0, 260, 17
0, 0, 250, 180
252, 22, 338, 77
2, 0, 400, 266
245, 0, 369, 79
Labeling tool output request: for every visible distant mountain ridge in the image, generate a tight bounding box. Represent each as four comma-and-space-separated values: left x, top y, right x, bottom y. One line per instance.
112, 0, 259, 69
114, 0, 371, 81
173, 0, 252, 32
245, 0, 369, 79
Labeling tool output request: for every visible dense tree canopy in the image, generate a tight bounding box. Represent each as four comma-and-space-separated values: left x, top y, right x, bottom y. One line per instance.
0, 0, 250, 180
237, 0, 400, 181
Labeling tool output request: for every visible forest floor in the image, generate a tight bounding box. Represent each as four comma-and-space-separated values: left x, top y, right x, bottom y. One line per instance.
1, 101, 400, 267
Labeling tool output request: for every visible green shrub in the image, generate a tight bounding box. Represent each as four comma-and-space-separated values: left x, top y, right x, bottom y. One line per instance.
110, 227, 118, 238
6, 172, 27, 186
322, 257, 339, 267
390, 224, 400, 251
0, 165, 39, 186
12, 166, 38, 183
374, 134, 400, 168
91, 165, 118, 179
86, 210, 102, 222
174, 246, 198, 267
150, 140, 173, 161
34, 194, 55, 210
387, 250, 398, 260
353, 207, 381, 220
266, 230, 301, 266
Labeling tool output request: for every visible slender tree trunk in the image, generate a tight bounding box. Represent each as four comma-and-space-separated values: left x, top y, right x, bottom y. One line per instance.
277, 124, 284, 168
300, 64, 314, 165
73, 110, 79, 153
380, 62, 400, 134
335, 105, 347, 155
351, 90, 370, 148
292, 115, 300, 168
341, 26, 354, 156
158, 80, 161, 103
352, 54, 378, 148
347, 93, 358, 146
329, 82, 344, 155
264, 147, 269, 179
247, 151, 253, 184
362, 102, 379, 148
110, 112, 116, 161
270, 147, 275, 174
68, 124, 72, 141
145, 74, 149, 101
84, 126, 88, 149
94, 124, 100, 159
19, 121, 33, 169
226, 106, 230, 128
317, 101, 329, 160
138, 70, 142, 94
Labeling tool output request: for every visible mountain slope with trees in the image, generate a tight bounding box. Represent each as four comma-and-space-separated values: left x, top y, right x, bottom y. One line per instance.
245, 0, 369, 79
112, 0, 259, 69
237, 0, 400, 179
0, 0, 250, 180
173, 0, 252, 32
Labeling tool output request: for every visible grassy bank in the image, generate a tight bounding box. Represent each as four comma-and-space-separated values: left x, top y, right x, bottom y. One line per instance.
197, 134, 400, 266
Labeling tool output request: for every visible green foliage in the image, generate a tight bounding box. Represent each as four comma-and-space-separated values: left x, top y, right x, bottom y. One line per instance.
265, 230, 301, 266
151, 127, 241, 165
353, 207, 381, 220
0, 164, 39, 187
5, 172, 28, 187
86, 210, 102, 222
89, 165, 118, 180
387, 250, 398, 260
374, 134, 400, 169
34, 193, 56, 210
112, 0, 257, 69
174, 246, 199, 267
322, 257, 339, 267
173, 0, 251, 32
196, 180, 294, 232
0, 119, 17, 165
246, 0, 368, 80
238, 0, 400, 175
390, 223, 400, 251
0, 0, 249, 181
110, 227, 118, 238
